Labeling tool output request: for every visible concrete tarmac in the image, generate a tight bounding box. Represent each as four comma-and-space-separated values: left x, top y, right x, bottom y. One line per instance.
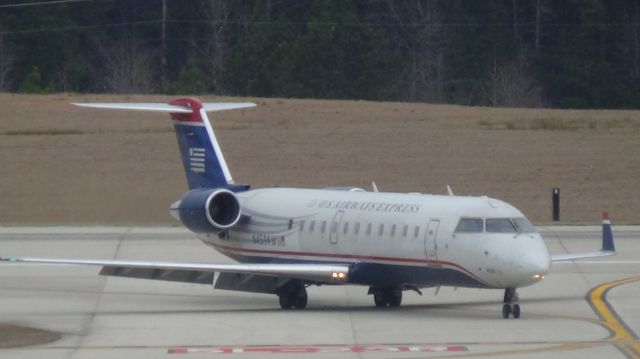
0, 226, 638, 359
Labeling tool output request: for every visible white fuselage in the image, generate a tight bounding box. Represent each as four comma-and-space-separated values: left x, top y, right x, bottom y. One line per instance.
198, 188, 551, 289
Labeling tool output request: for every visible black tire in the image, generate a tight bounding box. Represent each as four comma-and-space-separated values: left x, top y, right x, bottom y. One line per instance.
279, 294, 294, 310
513, 304, 521, 319
502, 304, 511, 319
387, 289, 402, 307
294, 289, 308, 310
373, 291, 387, 307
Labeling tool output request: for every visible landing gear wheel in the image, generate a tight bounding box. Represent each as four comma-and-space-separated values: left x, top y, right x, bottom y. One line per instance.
502, 288, 520, 319
294, 288, 308, 310
387, 288, 402, 307
502, 304, 511, 319
279, 293, 294, 310
512, 304, 521, 319
374, 291, 387, 307
277, 280, 308, 310
371, 287, 403, 307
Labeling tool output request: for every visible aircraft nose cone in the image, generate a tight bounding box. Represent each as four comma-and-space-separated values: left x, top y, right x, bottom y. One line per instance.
521, 251, 550, 284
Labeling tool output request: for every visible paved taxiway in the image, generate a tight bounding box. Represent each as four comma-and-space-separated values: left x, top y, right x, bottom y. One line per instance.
0, 226, 638, 359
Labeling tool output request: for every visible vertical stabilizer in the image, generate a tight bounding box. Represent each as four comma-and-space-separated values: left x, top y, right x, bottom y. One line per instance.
170, 98, 233, 190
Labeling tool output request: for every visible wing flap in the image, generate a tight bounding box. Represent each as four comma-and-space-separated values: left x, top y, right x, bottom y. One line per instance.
214, 272, 289, 294
99, 266, 215, 285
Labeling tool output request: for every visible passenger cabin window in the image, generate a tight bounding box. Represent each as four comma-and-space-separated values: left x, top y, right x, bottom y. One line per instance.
486, 218, 517, 233
343, 222, 349, 234
309, 221, 315, 232
390, 224, 397, 237
378, 224, 384, 236
402, 225, 408, 237
455, 218, 484, 233
366, 223, 372, 236
354, 222, 360, 235
414, 226, 420, 238
300, 220, 305, 231
321, 221, 327, 233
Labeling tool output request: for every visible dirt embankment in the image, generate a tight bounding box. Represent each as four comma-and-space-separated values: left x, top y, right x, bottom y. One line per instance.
1, 93, 639, 225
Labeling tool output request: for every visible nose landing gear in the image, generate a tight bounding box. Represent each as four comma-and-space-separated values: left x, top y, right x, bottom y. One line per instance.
502, 288, 520, 319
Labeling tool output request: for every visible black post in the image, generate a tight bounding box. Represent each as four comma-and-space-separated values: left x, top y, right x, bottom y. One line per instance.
552, 188, 560, 221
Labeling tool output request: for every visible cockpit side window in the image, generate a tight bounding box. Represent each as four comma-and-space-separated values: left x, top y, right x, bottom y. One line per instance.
455, 218, 484, 233
486, 218, 517, 233
513, 217, 535, 233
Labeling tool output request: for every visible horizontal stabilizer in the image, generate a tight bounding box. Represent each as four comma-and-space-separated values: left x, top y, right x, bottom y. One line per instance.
551, 212, 616, 262
202, 103, 257, 112
72, 102, 256, 114
73, 98, 256, 190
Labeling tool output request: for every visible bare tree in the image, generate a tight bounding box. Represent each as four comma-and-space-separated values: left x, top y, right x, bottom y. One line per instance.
483, 58, 544, 108
619, 2, 640, 78
386, 0, 447, 102
93, 36, 158, 94
0, 34, 15, 91
196, 0, 235, 92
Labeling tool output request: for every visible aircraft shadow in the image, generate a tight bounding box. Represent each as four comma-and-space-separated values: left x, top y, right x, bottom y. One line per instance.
17, 293, 584, 318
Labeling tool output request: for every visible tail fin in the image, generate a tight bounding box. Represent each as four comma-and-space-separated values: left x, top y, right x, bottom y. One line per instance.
73, 97, 255, 191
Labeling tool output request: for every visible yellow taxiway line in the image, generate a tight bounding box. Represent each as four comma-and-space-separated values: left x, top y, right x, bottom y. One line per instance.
588, 276, 640, 358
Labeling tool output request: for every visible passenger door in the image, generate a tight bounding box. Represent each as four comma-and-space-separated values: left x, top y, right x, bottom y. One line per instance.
330, 210, 345, 245
425, 219, 440, 264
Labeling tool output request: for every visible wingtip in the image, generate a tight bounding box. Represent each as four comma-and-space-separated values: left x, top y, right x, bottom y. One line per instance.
602, 212, 615, 252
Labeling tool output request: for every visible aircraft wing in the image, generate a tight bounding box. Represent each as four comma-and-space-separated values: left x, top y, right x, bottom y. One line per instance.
0, 256, 350, 284
550, 212, 616, 262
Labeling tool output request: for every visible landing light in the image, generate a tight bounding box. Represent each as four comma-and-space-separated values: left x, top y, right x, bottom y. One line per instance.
332, 272, 347, 280
531, 274, 546, 280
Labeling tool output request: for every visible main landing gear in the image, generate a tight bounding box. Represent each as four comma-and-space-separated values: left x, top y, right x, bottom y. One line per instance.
502, 288, 520, 319
370, 287, 402, 307
277, 280, 308, 310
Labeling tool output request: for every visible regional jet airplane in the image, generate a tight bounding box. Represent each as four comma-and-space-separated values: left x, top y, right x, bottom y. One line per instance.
0, 98, 616, 319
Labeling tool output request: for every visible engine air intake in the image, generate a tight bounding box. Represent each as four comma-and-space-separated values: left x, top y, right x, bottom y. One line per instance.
172, 188, 241, 233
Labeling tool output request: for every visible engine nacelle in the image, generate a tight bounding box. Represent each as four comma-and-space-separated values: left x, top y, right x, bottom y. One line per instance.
171, 188, 241, 233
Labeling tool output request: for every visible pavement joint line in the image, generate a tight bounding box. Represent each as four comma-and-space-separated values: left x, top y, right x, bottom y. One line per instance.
587, 275, 640, 359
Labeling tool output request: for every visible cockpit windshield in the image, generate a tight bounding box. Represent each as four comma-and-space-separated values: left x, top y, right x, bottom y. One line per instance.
455, 217, 536, 234
455, 218, 483, 232
512, 217, 535, 233
486, 218, 517, 233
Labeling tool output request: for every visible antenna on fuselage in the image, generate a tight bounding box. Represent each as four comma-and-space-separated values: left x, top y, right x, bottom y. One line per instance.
372, 182, 379, 193
447, 185, 454, 196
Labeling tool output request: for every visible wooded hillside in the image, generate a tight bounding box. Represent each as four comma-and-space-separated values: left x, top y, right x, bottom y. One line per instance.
1, 0, 639, 108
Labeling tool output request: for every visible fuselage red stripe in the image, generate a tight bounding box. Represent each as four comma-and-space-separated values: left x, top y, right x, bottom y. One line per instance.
210, 242, 483, 283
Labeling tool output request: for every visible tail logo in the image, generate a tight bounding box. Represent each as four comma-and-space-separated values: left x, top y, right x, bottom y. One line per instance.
189, 148, 206, 173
